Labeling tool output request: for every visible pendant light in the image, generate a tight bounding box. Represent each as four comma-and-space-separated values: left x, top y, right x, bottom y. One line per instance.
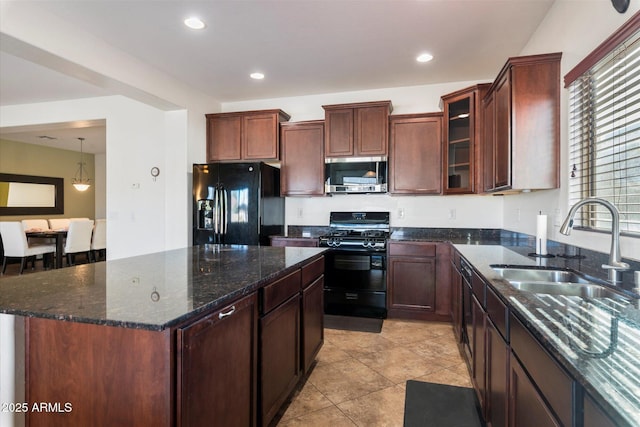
73, 137, 91, 192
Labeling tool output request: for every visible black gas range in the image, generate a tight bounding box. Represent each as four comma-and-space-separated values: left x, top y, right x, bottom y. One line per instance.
319, 212, 390, 319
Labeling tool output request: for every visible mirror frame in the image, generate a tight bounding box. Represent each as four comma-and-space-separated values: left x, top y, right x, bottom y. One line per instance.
0, 173, 64, 215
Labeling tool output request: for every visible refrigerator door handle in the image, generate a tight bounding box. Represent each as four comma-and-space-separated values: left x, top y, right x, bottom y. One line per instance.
222, 188, 228, 235
213, 188, 219, 235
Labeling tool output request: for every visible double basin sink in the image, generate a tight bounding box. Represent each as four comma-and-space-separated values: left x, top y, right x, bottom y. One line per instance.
491, 265, 630, 301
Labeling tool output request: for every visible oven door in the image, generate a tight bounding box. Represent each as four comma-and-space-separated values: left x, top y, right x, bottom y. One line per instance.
324, 249, 387, 318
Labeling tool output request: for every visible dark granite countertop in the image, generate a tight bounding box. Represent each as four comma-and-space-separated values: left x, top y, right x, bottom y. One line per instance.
454, 244, 640, 427
0, 245, 327, 331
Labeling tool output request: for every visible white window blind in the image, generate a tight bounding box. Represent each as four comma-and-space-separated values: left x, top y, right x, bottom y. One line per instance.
568, 28, 640, 235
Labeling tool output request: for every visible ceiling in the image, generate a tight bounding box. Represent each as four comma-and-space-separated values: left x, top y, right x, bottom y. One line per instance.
0, 0, 556, 153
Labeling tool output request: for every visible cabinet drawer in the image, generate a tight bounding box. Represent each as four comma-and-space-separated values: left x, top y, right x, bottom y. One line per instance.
471, 271, 486, 307
301, 256, 324, 289
510, 314, 573, 427
262, 270, 301, 314
388, 242, 436, 257
486, 286, 508, 341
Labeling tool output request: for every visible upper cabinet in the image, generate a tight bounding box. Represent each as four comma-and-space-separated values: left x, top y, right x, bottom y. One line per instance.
323, 101, 392, 157
483, 53, 562, 193
206, 109, 291, 162
441, 84, 491, 194
389, 113, 442, 194
280, 120, 325, 196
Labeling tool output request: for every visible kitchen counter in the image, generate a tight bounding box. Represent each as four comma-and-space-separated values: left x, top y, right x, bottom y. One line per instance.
454, 244, 640, 427
0, 244, 327, 330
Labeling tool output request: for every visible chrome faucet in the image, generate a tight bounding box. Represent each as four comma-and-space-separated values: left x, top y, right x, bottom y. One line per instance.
560, 197, 629, 284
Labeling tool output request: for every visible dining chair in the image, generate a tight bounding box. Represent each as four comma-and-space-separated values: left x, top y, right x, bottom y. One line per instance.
0, 222, 56, 274
48, 218, 71, 231
64, 220, 94, 266
21, 219, 50, 232
90, 219, 107, 262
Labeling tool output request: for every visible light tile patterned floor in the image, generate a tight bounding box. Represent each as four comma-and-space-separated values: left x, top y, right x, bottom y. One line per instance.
277, 319, 472, 426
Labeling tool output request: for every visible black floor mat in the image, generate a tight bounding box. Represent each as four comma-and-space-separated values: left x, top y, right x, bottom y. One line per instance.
324, 315, 383, 333
403, 380, 485, 427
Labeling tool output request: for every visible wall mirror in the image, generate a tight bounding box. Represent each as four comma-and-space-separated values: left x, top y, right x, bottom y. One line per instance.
0, 173, 64, 215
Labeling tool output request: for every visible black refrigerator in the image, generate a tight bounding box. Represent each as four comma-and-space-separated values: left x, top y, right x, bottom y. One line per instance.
193, 163, 284, 246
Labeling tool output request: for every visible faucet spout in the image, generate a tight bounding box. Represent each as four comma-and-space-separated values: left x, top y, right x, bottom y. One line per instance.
560, 197, 629, 284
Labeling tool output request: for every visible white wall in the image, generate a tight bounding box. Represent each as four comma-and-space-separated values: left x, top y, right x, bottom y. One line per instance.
223, 81, 505, 231
503, 0, 640, 261
0, 96, 192, 259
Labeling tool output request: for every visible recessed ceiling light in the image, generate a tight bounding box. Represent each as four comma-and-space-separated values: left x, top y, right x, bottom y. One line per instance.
184, 17, 206, 30
416, 53, 434, 63
250, 72, 265, 80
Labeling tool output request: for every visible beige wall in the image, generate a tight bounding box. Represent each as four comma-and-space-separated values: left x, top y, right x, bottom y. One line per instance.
0, 139, 95, 221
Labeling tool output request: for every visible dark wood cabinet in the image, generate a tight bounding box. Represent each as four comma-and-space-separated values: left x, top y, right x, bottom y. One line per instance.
486, 320, 509, 427
450, 253, 463, 343
441, 84, 490, 194
389, 113, 442, 194
471, 291, 486, 409
280, 120, 325, 196
584, 393, 618, 427
387, 242, 451, 321
509, 353, 561, 427
301, 275, 324, 373
206, 109, 290, 162
178, 294, 258, 427
260, 294, 300, 427
323, 101, 392, 157
482, 53, 561, 193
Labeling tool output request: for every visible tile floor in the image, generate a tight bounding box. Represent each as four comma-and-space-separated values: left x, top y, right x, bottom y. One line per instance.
277, 319, 473, 426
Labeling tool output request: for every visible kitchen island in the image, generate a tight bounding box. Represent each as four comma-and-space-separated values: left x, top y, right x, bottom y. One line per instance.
0, 244, 327, 427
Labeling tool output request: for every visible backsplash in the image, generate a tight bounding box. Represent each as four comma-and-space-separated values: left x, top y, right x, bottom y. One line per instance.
286, 225, 640, 290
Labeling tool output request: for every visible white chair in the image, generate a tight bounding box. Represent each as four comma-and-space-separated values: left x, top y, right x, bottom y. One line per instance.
64, 220, 94, 266
90, 219, 107, 262
48, 218, 71, 231
21, 219, 50, 232
0, 222, 56, 274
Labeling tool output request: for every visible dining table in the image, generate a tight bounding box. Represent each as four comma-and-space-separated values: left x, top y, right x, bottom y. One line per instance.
26, 229, 67, 269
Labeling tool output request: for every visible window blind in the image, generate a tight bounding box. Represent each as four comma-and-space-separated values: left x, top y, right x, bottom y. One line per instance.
568, 28, 640, 235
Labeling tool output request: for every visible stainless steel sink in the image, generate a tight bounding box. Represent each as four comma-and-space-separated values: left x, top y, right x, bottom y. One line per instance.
490, 265, 629, 301
508, 281, 624, 299
491, 267, 591, 284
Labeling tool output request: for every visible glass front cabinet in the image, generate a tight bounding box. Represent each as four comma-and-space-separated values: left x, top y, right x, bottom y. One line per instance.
441, 84, 490, 194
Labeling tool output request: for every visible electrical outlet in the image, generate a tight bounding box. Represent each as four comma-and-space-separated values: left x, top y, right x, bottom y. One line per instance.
516, 208, 521, 223
297, 207, 303, 218
448, 209, 456, 220
131, 183, 140, 189
398, 208, 405, 219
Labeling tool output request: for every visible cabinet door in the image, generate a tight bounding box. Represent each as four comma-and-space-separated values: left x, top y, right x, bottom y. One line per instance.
389, 114, 442, 194
178, 294, 258, 427
494, 73, 511, 189
486, 320, 509, 427
509, 354, 560, 427
471, 294, 486, 409
301, 275, 324, 373
388, 256, 436, 317
280, 121, 325, 196
325, 108, 354, 157
207, 115, 242, 161
243, 113, 279, 160
450, 259, 463, 342
356, 105, 389, 156
483, 91, 496, 192
260, 294, 301, 426
584, 393, 618, 427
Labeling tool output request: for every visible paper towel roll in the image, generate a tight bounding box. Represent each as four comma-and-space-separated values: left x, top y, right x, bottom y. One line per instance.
536, 214, 548, 256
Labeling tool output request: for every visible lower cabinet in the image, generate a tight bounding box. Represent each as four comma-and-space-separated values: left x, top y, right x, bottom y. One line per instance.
584, 393, 618, 427
387, 241, 451, 321
178, 294, 259, 427
486, 320, 509, 427
509, 353, 561, 427
471, 291, 486, 409
301, 275, 324, 373
260, 294, 301, 426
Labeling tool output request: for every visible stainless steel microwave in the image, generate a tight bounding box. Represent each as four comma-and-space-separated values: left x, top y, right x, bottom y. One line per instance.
325, 157, 387, 194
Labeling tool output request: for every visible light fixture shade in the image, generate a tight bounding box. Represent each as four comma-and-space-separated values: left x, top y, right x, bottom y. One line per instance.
73, 183, 91, 192
73, 137, 91, 192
